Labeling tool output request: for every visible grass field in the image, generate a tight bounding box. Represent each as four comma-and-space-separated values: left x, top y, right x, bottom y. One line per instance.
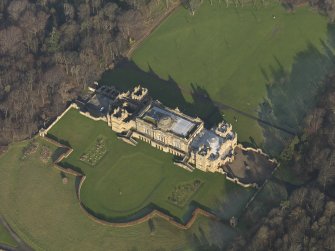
0, 138, 239, 250
0, 223, 17, 248
102, 0, 333, 154
48, 109, 254, 222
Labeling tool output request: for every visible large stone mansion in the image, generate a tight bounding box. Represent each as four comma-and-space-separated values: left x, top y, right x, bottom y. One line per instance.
77, 83, 238, 173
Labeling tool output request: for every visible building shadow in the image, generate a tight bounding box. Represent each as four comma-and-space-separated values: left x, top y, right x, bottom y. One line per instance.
51, 146, 68, 162
100, 59, 222, 129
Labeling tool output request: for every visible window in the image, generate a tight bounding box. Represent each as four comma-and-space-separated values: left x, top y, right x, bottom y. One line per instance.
174, 140, 181, 149
157, 133, 164, 142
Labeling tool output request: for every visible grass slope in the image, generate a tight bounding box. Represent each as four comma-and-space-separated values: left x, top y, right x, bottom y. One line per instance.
48, 109, 254, 221
130, 1, 332, 147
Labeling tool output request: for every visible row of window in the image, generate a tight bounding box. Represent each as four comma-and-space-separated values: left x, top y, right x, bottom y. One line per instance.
141, 125, 182, 150
137, 135, 183, 156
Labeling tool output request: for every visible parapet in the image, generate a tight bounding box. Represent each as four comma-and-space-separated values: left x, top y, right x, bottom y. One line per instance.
111, 107, 130, 121
131, 85, 148, 101
118, 91, 130, 100
215, 121, 233, 138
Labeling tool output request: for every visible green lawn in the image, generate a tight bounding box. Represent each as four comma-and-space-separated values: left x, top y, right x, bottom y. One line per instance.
48, 109, 254, 222
102, 0, 333, 154
0, 223, 17, 248
0, 137, 238, 250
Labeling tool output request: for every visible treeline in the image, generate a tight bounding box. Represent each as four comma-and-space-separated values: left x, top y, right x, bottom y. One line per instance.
0, 0, 177, 145
230, 77, 335, 250
281, 0, 335, 21
310, 0, 335, 22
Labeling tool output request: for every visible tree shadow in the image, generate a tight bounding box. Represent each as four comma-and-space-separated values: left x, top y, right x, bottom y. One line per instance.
206, 221, 239, 251
100, 59, 222, 129
258, 29, 335, 155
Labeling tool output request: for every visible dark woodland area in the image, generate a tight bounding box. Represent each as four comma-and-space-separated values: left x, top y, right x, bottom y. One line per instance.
230, 78, 335, 250
0, 0, 177, 145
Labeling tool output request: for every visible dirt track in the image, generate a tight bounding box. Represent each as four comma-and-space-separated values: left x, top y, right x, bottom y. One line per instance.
0, 216, 32, 251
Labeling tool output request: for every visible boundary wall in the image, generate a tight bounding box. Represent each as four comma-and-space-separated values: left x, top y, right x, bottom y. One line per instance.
79, 111, 107, 122
39, 103, 79, 137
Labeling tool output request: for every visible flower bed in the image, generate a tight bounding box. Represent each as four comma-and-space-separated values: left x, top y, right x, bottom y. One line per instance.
168, 179, 203, 207
39, 145, 52, 163
21, 140, 39, 160
80, 136, 107, 166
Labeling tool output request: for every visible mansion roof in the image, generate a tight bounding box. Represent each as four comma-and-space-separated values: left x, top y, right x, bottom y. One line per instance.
140, 102, 201, 138
191, 129, 234, 160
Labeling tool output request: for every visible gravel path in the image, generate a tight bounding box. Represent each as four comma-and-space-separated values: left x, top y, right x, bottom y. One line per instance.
0, 216, 32, 251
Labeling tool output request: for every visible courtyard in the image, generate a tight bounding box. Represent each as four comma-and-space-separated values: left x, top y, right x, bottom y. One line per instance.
222, 147, 277, 186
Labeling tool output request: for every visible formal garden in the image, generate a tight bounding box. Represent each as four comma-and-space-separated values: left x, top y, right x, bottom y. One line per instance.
20, 140, 39, 160
47, 108, 255, 222
79, 135, 107, 166
20, 139, 52, 163
168, 179, 203, 207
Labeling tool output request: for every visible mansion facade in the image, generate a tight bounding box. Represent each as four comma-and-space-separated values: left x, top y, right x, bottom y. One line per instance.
80, 84, 238, 173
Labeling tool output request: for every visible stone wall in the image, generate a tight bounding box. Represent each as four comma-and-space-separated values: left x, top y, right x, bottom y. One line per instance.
79, 111, 107, 122
39, 103, 79, 137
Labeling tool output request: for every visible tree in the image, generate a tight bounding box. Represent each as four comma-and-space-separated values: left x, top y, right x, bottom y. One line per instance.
7, 0, 28, 21
63, 3, 75, 20
46, 27, 61, 53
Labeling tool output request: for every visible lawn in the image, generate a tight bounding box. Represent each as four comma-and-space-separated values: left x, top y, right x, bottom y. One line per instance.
48, 109, 255, 222
0, 137, 238, 250
0, 223, 17, 248
101, 0, 333, 154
